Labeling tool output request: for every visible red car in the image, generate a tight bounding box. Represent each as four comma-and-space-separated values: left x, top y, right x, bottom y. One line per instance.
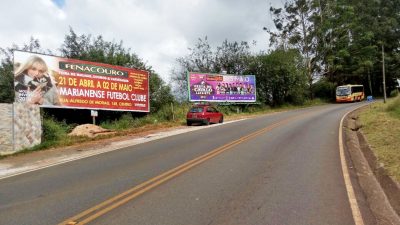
186, 104, 224, 126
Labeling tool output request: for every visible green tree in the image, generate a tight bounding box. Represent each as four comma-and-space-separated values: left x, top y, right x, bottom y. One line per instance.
171, 37, 215, 101
0, 57, 14, 103
0, 38, 48, 103
268, 0, 400, 97
171, 37, 252, 101
375, 0, 400, 94
267, 0, 320, 99
321, 0, 400, 95
213, 40, 252, 75
247, 49, 307, 105
313, 77, 336, 101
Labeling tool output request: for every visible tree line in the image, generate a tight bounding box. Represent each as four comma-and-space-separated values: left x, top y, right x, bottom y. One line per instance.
172, 0, 400, 104
266, 0, 400, 97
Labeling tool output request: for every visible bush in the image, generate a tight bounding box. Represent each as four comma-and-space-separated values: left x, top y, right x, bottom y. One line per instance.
286, 90, 307, 105
313, 79, 336, 101
42, 117, 71, 142
386, 96, 400, 119
244, 104, 268, 113
101, 113, 150, 130
153, 104, 178, 121
100, 105, 189, 130
390, 89, 399, 97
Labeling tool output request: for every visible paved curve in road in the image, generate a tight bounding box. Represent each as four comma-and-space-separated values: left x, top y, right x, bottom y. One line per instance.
0, 103, 374, 225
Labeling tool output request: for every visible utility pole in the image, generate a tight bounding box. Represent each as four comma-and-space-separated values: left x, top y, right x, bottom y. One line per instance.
382, 44, 387, 103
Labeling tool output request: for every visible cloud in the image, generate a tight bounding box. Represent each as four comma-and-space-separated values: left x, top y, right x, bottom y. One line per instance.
0, 0, 282, 81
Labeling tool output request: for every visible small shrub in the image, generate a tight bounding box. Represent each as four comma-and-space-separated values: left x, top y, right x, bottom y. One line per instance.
313, 79, 336, 101
386, 96, 400, 119
101, 113, 136, 130
390, 89, 399, 97
303, 98, 327, 106
154, 105, 175, 121
42, 117, 71, 142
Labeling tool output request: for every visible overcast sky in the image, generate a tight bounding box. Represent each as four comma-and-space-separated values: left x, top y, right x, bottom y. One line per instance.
0, 0, 283, 82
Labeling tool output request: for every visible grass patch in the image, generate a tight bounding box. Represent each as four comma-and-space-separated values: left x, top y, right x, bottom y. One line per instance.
386, 95, 400, 119
359, 96, 400, 181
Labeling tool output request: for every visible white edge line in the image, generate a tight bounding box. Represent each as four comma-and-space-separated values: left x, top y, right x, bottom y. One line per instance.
339, 104, 368, 225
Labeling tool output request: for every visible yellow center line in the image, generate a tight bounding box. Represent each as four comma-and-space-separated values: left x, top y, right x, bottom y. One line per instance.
59, 111, 313, 225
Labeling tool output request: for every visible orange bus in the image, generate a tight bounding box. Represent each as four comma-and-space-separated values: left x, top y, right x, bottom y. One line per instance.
336, 84, 365, 103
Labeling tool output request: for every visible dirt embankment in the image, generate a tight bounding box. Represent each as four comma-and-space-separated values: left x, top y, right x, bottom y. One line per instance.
68, 124, 116, 138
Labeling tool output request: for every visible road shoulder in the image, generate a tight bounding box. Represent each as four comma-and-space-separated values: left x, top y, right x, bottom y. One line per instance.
0, 120, 239, 179
0, 125, 193, 179
344, 108, 400, 225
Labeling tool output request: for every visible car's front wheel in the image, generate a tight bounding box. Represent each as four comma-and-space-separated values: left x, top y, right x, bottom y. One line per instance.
219, 116, 224, 123
187, 121, 192, 126
204, 119, 210, 125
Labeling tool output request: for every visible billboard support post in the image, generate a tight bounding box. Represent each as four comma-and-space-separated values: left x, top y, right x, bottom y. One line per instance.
171, 102, 175, 121
91, 110, 98, 125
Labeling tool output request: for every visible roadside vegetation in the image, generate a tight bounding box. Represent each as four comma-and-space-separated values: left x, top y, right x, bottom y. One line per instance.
359, 96, 400, 181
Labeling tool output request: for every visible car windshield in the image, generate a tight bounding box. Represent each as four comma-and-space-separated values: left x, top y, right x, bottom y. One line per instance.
190, 107, 203, 113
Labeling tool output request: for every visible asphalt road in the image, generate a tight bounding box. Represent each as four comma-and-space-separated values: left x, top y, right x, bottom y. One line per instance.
0, 103, 373, 225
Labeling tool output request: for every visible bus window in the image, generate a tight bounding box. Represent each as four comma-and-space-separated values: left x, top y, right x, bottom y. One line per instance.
351, 86, 364, 93
336, 87, 350, 96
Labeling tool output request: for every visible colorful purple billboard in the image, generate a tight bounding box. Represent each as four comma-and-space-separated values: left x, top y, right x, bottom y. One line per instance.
188, 73, 256, 102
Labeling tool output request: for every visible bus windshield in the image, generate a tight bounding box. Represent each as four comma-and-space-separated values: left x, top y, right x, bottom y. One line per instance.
336, 87, 350, 96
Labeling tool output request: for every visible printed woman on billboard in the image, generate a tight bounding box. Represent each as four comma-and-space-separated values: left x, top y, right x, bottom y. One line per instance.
14, 55, 60, 106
